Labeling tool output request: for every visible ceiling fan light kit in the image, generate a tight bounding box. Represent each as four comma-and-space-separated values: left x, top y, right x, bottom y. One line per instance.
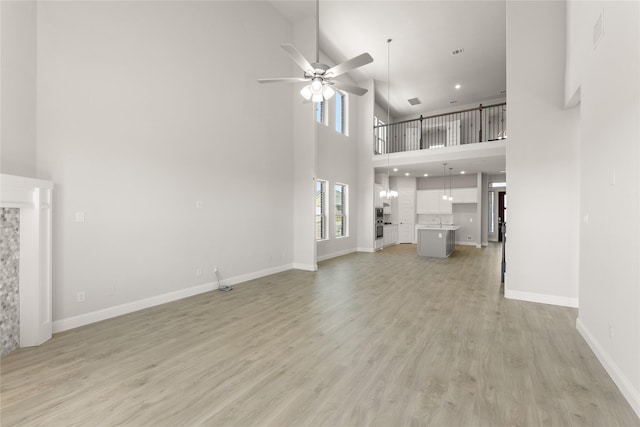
258, 0, 373, 103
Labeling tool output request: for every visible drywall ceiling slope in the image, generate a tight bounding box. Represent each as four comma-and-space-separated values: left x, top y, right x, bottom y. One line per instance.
268, 0, 506, 118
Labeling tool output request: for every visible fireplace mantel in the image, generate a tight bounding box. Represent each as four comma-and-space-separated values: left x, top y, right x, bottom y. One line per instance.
1, 174, 53, 347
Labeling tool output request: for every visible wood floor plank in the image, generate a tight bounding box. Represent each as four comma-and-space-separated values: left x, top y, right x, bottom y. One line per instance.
1, 243, 639, 426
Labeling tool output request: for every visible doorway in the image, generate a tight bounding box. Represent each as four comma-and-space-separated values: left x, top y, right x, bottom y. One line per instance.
398, 187, 415, 243
498, 191, 507, 242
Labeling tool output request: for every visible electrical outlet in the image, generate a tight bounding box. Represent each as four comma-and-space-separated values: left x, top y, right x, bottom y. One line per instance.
467, 235, 472, 240
195, 267, 202, 277
214, 266, 218, 273
196, 200, 204, 209
75, 212, 85, 222
77, 291, 85, 302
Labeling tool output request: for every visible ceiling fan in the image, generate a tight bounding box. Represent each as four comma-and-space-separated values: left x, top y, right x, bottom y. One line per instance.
258, 0, 373, 103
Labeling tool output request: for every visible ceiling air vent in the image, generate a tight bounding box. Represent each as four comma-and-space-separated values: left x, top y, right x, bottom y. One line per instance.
407, 98, 421, 106
451, 48, 465, 55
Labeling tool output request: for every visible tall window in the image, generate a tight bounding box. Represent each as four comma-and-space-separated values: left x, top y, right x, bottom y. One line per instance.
336, 91, 347, 135
488, 191, 495, 233
374, 116, 386, 154
315, 179, 327, 240
335, 183, 348, 237
315, 100, 326, 125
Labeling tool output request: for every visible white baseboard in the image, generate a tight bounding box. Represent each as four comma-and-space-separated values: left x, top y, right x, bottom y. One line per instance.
317, 248, 356, 262
455, 241, 478, 247
504, 288, 579, 308
292, 263, 317, 271
577, 318, 640, 419
226, 263, 294, 285
357, 247, 375, 253
53, 263, 294, 334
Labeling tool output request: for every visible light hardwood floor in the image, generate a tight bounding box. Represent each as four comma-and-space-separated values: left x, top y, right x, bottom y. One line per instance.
1, 244, 639, 426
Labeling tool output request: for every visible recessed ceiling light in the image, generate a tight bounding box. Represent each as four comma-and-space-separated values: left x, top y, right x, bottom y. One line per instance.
423, 173, 428, 177
455, 84, 461, 89
404, 172, 410, 176
460, 171, 466, 174
393, 168, 398, 172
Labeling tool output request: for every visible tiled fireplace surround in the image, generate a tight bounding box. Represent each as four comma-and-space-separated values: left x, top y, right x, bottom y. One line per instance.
0, 174, 53, 356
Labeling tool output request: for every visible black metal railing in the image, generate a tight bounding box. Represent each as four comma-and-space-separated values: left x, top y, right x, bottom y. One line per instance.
373, 103, 507, 155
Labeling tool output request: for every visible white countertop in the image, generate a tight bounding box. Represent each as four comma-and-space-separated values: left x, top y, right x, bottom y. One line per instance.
416, 224, 461, 231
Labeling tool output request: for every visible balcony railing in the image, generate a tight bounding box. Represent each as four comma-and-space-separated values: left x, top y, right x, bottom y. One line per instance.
373, 103, 507, 155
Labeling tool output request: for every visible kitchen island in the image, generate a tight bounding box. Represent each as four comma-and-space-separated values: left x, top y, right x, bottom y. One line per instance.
416, 225, 461, 258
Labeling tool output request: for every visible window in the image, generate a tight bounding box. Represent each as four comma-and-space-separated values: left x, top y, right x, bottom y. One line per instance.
336, 91, 347, 135
315, 100, 326, 125
374, 116, 386, 154
315, 179, 327, 240
488, 191, 495, 233
335, 183, 348, 237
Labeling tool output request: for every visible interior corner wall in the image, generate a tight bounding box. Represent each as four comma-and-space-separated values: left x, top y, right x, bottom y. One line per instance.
356, 79, 375, 252
291, 14, 317, 271
35, 1, 296, 327
505, 1, 580, 307
571, 1, 640, 417
0, 0, 37, 177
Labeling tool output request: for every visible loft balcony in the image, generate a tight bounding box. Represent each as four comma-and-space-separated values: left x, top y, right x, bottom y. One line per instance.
373, 103, 507, 170
374, 103, 506, 155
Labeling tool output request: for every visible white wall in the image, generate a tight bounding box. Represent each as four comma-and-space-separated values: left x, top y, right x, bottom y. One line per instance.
568, 0, 640, 417
505, 0, 580, 308
356, 79, 376, 252
316, 54, 360, 262
0, 0, 37, 177
291, 15, 317, 271
374, 101, 393, 124
35, 1, 296, 326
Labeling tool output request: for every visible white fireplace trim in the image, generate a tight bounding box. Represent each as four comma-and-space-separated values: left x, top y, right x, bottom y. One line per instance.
0, 174, 53, 347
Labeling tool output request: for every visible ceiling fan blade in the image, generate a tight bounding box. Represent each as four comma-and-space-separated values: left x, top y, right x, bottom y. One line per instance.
325, 53, 373, 78
258, 77, 309, 84
330, 80, 368, 96
281, 44, 315, 75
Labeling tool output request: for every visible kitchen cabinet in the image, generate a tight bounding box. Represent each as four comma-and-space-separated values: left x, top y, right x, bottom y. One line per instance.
417, 228, 457, 258
416, 190, 452, 214
451, 187, 478, 203
374, 184, 384, 208
383, 225, 398, 247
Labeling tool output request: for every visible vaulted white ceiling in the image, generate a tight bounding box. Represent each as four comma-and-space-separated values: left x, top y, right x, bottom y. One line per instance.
269, 0, 506, 119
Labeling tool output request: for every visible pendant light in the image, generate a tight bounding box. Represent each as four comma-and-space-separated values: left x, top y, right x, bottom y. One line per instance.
380, 38, 398, 200
442, 163, 448, 200
448, 167, 454, 201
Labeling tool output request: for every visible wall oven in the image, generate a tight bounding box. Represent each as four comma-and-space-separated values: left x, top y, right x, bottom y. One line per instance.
375, 208, 384, 239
